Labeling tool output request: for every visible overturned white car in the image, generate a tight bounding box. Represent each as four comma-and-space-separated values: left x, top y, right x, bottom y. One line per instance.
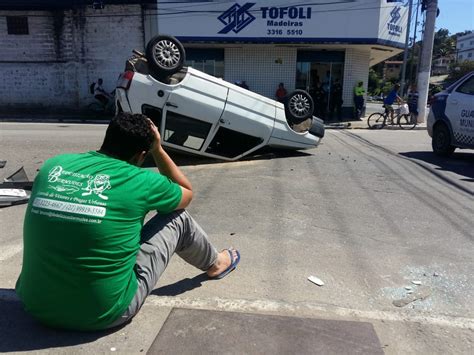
115, 35, 324, 161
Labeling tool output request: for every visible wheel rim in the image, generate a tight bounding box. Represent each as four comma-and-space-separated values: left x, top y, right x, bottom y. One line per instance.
153, 40, 181, 69
289, 93, 311, 118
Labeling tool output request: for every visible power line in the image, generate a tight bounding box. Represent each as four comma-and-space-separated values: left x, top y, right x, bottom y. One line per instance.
7, 1, 409, 18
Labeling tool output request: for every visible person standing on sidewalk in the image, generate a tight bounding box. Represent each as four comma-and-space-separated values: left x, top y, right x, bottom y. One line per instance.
330, 79, 343, 121
15, 112, 240, 331
407, 84, 419, 121
275, 82, 288, 102
353, 81, 365, 120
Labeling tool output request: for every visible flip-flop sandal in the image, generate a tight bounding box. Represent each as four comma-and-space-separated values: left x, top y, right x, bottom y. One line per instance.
209, 249, 240, 280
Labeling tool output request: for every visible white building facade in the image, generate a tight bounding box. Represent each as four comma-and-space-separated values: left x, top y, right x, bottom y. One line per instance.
155, 0, 408, 119
0, 1, 157, 113
456, 32, 474, 63
0, 0, 408, 119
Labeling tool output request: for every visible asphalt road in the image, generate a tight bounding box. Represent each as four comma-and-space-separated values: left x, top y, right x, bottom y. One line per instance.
0, 122, 473, 354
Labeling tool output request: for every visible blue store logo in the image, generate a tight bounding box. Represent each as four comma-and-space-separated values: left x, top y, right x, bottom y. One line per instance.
389, 7, 401, 23
387, 6, 403, 37
218, 3, 256, 34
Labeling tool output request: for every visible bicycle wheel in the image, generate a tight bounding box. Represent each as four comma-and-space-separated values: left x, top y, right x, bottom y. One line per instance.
398, 113, 417, 130
367, 113, 386, 129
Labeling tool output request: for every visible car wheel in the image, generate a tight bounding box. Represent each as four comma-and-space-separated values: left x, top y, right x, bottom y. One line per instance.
146, 35, 185, 78
432, 123, 455, 156
285, 90, 314, 123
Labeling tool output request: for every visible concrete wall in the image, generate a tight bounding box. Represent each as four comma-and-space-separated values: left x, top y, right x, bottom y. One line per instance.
225, 45, 370, 114
342, 48, 370, 108
225, 46, 296, 99
0, 5, 144, 112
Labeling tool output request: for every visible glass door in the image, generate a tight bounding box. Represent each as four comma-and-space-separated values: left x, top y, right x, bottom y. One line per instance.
296, 51, 345, 120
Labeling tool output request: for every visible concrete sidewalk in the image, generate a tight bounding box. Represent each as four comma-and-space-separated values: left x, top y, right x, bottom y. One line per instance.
324, 116, 427, 130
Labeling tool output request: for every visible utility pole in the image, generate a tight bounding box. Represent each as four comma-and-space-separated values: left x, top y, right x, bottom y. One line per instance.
400, 0, 413, 97
417, 0, 437, 123
409, 0, 420, 84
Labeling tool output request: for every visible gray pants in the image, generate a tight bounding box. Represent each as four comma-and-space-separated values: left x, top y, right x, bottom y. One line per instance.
107, 210, 218, 328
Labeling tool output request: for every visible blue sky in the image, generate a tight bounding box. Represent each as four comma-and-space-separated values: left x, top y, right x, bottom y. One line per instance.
435, 0, 474, 34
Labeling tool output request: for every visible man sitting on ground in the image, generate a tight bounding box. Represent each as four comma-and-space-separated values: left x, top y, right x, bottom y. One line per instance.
16, 113, 240, 331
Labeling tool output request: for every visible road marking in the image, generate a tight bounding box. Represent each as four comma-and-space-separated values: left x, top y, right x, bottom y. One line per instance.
146, 296, 474, 329
2, 288, 472, 330
0, 243, 23, 261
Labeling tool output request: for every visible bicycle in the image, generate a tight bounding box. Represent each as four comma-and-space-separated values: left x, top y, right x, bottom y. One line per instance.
87, 90, 116, 116
367, 103, 417, 130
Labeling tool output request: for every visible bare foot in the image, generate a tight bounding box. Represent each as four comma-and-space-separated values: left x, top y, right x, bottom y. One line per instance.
207, 248, 239, 278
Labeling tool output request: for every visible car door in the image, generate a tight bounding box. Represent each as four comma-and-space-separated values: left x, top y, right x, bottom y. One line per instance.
204, 88, 275, 159
161, 74, 228, 154
445, 73, 474, 147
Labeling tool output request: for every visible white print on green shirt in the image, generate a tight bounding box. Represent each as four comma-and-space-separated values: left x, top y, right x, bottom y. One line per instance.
47, 165, 112, 201
33, 197, 106, 217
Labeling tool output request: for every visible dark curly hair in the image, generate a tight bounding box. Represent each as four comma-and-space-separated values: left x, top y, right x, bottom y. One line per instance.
100, 112, 154, 161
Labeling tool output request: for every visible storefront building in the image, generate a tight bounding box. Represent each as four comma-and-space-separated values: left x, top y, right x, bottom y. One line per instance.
155, 0, 408, 119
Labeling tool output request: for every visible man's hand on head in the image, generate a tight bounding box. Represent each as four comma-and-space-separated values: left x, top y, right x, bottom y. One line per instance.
147, 119, 162, 151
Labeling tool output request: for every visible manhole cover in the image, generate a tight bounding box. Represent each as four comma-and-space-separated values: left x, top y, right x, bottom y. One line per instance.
148, 308, 382, 354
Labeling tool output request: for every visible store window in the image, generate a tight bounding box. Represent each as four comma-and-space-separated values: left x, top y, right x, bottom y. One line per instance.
296, 51, 345, 120
185, 48, 224, 78
7, 16, 29, 35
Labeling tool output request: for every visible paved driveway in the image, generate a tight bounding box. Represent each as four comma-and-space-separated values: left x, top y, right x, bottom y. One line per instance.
0, 122, 472, 354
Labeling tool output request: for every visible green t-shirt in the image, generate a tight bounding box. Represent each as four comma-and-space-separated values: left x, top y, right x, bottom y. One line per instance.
16, 151, 182, 330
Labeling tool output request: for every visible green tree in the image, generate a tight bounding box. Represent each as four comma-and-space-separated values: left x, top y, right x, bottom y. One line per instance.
432, 28, 455, 58
448, 61, 474, 82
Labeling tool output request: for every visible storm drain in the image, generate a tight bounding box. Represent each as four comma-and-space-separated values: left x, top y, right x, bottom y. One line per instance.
148, 308, 383, 354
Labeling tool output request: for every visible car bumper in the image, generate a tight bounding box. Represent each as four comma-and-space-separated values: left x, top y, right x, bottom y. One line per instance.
116, 88, 132, 112
427, 109, 435, 137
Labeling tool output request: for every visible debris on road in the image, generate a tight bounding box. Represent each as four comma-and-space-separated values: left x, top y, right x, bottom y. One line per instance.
0, 166, 32, 207
308, 275, 325, 286
0, 188, 30, 207
0, 160, 6, 168
324, 122, 352, 129
393, 286, 431, 307
0, 166, 33, 190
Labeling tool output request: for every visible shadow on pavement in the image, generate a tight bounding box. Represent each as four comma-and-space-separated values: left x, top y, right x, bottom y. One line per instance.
399, 151, 474, 181
143, 148, 312, 168
0, 289, 118, 352
152, 273, 209, 296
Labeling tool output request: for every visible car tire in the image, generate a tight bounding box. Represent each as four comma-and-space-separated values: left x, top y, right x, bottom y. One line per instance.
146, 35, 185, 78
432, 123, 455, 156
285, 90, 314, 124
